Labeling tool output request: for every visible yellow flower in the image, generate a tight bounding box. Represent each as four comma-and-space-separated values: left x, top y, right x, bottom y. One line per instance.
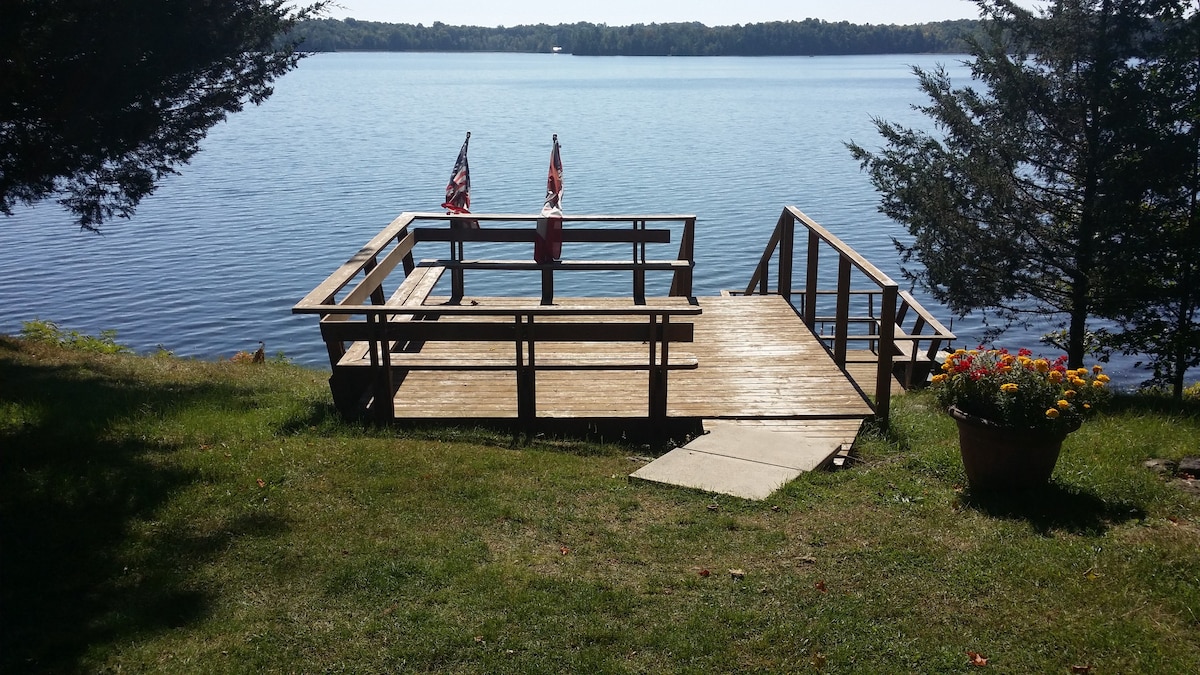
1093, 365, 1103, 374
932, 373, 948, 384
954, 349, 967, 355
1071, 377, 1087, 387
1097, 374, 1110, 383
1034, 359, 1050, 373
1000, 383, 1019, 393
942, 361, 953, 372
1084, 403, 1092, 410
1048, 371, 1064, 383
1057, 399, 1070, 409
1045, 408, 1061, 419
1093, 380, 1106, 388
1064, 389, 1077, 398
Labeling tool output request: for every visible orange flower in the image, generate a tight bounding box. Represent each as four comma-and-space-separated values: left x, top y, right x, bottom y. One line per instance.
1097, 374, 1110, 383
1048, 370, 1064, 383
1000, 383, 1019, 393
1064, 389, 1077, 398
1057, 399, 1070, 409
1093, 364, 1103, 374
1046, 408, 1061, 419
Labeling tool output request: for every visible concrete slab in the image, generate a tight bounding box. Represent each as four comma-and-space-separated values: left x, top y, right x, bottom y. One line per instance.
630, 419, 863, 500
630, 448, 802, 500
684, 421, 843, 471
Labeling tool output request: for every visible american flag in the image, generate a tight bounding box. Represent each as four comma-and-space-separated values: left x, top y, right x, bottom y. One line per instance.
534, 134, 563, 263
442, 132, 478, 227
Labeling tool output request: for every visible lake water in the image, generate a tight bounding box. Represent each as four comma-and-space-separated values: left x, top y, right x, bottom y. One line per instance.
0, 52, 1134, 381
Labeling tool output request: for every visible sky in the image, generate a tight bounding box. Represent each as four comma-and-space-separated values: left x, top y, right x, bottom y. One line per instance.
322, 0, 1023, 28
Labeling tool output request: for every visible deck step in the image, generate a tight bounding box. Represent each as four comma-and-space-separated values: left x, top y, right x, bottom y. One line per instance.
630, 419, 863, 500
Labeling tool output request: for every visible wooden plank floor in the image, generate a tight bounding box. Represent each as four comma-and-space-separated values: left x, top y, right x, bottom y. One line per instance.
388, 294, 874, 422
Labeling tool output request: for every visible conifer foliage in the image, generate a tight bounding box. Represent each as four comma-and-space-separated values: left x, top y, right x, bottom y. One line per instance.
0, 1, 327, 230
849, 0, 1199, 394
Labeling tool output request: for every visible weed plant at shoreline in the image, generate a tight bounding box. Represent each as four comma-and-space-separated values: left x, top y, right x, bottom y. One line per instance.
1, 332, 1198, 673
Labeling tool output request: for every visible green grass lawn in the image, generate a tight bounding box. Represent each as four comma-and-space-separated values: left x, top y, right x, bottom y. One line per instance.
2, 335, 1198, 673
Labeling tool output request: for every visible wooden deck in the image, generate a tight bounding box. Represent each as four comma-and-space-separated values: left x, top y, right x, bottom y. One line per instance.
294, 210, 955, 438
387, 293, 873, 423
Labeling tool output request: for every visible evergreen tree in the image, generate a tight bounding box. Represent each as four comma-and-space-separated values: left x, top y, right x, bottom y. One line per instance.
0, 0, 327, 231
848, 0, 1185, 368
1100, 5, 1200, 397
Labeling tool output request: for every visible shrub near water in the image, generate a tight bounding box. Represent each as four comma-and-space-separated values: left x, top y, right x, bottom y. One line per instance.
20, 319, 131, 355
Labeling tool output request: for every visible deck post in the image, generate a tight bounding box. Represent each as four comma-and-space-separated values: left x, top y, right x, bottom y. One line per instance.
400, 226, 416, 276
540, 267, 554, 305
450, 227, 465, 302
804, 230, 820, 328
634, 219, 646, 304
833, 257, 851, 365
516, 314, 537, 432
779, 210, 794, 303
669, 217, 695, 297
875, 285, 897, 429
363, 257, 387, 305
648, 314, 667, 422
368, 313, 395, 423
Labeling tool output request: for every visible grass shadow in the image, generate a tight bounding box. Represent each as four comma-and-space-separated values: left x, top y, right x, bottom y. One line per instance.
1108, 392, 1200, 419
0, 341, 292, 671
960, 483, 1146, 536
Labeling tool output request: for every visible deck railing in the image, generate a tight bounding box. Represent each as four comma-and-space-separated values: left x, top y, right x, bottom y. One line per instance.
738, 206, 955, 427
293, 212, 699, 424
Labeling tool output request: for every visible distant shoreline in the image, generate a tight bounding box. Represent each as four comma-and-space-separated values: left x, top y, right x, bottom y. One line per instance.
293, 17, 981, 57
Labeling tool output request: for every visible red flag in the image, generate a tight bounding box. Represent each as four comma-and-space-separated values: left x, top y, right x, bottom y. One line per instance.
534, 134, 563, 263
442, 132, 478, 228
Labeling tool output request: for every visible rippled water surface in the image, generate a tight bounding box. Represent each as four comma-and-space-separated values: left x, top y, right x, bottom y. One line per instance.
6, 52, 1124, 378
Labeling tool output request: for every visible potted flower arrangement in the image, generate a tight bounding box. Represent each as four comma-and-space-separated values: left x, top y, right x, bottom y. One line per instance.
931, 348, 1111, 490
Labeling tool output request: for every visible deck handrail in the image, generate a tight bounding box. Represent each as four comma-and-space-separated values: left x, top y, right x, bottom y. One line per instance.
294, 212, 697, 317
739, 206, 955, 428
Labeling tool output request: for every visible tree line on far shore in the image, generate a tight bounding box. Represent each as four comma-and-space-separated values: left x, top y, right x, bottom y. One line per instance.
292, 18, 981, 55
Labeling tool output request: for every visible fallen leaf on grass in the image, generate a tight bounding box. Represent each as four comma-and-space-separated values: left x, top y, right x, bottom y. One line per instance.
811, 651, 827, 669
966, 651, 987, 666
706, 503, 720, 512
256, 478, 265, 488
729, 568, 745, 580
474, 636, 485, 644
814, 580, 827, 594
560, 546, 571, 555
698, 568, 711, 577
1083, 568, 1102, 581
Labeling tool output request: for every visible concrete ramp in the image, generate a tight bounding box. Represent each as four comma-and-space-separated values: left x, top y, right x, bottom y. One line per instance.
630, 419, 864, 500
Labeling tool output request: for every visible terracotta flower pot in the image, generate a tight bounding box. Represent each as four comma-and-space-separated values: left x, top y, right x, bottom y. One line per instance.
948, 406, 1078, 491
